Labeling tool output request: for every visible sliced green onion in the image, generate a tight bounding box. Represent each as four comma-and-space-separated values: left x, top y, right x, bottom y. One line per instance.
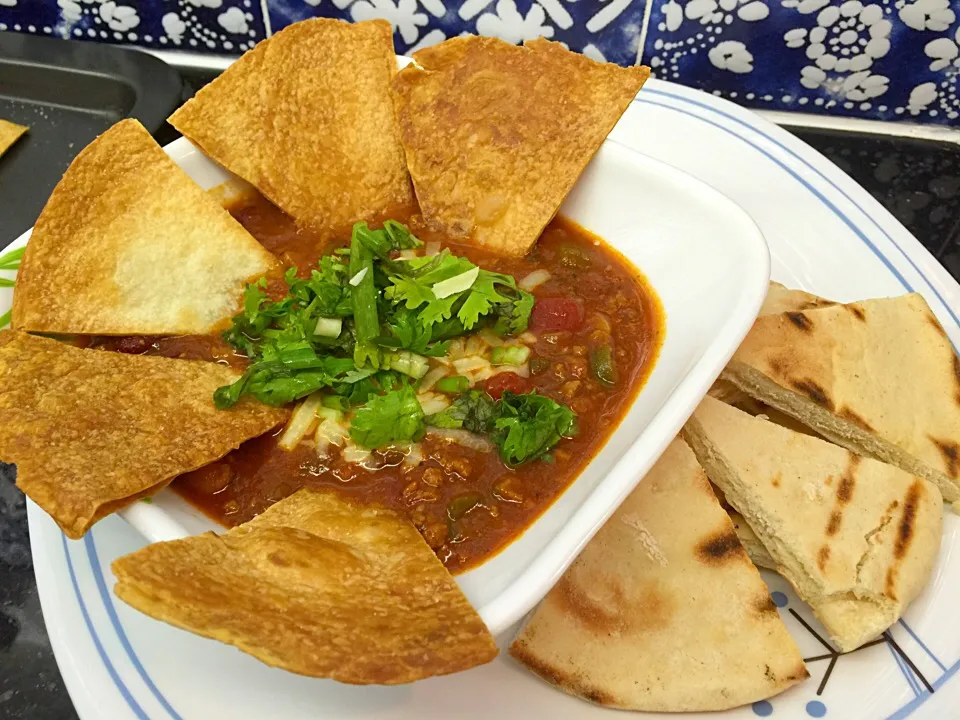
432, 266, 479, 299
348, 267, 369, 286
314, 317, 342, 338
316, 405, 344, 422
386, 350, 430, 379
435, 375, 470, 394
0, 309, 11, 330
491, 345, 530, 366
0, 247, 24, 271
0, 278, 14, 288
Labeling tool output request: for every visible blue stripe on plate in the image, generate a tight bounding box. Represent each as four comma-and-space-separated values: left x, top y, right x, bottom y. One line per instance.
888, 641, 922, 698
644, 87, 960, 335
84, 533, 184, 720
62, 533, 150, 720
62, 89, 959, 720
900, 620, 948, 673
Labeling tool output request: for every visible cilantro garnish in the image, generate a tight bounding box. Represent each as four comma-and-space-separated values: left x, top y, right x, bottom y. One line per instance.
426, 389, 577, 465
349, 385, 425, 448
214, 219, 537, 416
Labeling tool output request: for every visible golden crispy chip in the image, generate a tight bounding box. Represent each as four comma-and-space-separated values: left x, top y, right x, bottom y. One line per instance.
0, 119, 27, 158
0, 331, 286, 538
510, 440, 806, 711
393, 37, 649, 257
11, 119, 277, 336
112, 489, 498, 684
168, 18, 413, 233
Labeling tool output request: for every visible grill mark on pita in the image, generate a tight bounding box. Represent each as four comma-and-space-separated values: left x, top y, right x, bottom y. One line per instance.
885, 567, 899, 602
786, 311, 812, 332
754, 594, 777, 616
894, 481, 923, 559
930, 436, 960, 478
771, 473, 781, 488
509, 643, 617, 707
844, 304, 866, 321
953, 355, 960, 407
838, 406, 874, 431
791, 380, 834, 411
816, 546, 830, 572
824, 454, 859, 536
826, 511, 842, 536
696, 528, 747, 565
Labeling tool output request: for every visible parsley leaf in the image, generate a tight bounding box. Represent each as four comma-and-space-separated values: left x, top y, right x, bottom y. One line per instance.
493, 391, 578, 466
425, 390, 498, 434
425, 389, 577, 465
349, 385, 425, 448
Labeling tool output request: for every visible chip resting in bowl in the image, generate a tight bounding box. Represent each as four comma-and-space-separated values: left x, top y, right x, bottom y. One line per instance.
168, 18, 412, 234
0, 331, 287, 538
11, 119, 277, 336
393, 36, 649, 257
510, 439, 807, 711
112, 489, 498, 684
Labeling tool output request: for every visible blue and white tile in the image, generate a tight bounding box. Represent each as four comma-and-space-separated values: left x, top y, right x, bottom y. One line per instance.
0, 0, 267, 53
266, 0, 648, 66
640, 0, 960, 124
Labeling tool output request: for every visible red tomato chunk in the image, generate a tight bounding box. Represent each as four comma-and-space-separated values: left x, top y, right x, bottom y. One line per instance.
484, 372, 531, 399
529, 298, 584, 333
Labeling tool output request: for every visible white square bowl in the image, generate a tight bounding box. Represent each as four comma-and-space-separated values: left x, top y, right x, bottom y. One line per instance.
105, 134, 770, 634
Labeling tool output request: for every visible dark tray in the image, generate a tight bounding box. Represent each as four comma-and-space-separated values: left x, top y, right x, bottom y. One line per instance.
0, 33, 183, 247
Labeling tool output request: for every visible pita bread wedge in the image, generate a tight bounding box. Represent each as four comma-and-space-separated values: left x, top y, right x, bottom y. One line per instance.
0, 331, 286, 538
11, 119, 276, 336
393, 37, 649, 257
112, 489, 498, 684
0, 119, 27, 158
510, 439, 807, 712
711, 282, 834, 404
168, 18, 412, 233
721, 293, 960, 503
684, 396, 942, 652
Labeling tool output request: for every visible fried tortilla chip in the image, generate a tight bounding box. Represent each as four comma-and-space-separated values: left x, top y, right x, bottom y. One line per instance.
393, 37, 649, 257
684, 396, 942, 652
0, 331, 286, 538
0, 119, 27, 158
11, 119, 276, 336
168, 18, 412, 233
112, 489, 498, 684
510, 440, 807, 711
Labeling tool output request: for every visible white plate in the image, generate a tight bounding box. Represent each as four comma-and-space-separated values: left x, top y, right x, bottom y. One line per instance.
18, 78, 960, 720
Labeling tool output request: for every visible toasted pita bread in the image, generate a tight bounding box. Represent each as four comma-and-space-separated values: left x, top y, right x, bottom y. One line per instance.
393, 37, 649, 257
0, 331, 286, 538
721, 293, 960, 503
168, 18, 412, 233
0, 119, 27, 158
112, 489, 498, 684
711, 282, 834, 404
684, 396, 942, 652
11, 120, 275, 336
510, 439, 806, 711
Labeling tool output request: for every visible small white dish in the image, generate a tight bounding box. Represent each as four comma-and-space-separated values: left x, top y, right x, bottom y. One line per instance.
4, 129, 770, 634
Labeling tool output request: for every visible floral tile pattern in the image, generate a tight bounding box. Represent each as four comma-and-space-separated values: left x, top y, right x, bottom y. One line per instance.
642, 0, 960, 124
0, 1, 267, 53
267, 0, 648, 66
1, 0, 960, 125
